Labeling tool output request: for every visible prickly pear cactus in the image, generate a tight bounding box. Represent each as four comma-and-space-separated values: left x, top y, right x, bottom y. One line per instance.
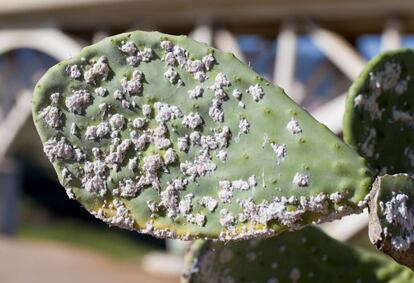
368, 174, 414, 270
182, 227, 414, 283
32, 30, 373, 240
344, 49, 414, 175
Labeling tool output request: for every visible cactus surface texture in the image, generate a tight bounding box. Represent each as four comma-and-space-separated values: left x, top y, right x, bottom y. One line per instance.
369, 174, 414, 271
182, 226, 414, 283
344, 49, 414, 176
33, 30, 373, 240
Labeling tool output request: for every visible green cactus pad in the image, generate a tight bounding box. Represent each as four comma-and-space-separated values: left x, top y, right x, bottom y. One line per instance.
344, 49, 414, 175
182, 226, 414, 283
368, 174, 414, 270
32, 30, 373, 240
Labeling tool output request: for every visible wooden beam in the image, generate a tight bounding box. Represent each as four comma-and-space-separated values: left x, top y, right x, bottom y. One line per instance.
0, 28, 82, 60
189, 24, 213, 45
214, 29, 246, 63
274, 21, 302, 102
310, 93, 346, 134
381, 18, 402, 51
310, 26, 366, 80
0, 91, 31, 159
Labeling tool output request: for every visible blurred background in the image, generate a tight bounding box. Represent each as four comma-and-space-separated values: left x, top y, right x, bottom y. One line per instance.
0, 0, 413, 282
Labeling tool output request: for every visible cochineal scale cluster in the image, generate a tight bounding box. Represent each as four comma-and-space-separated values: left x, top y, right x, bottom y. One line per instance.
32, 30, 373, 240
368, 174, 414, 271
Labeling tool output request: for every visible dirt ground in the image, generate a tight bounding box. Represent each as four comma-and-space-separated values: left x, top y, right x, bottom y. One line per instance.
0, 236, 179, 283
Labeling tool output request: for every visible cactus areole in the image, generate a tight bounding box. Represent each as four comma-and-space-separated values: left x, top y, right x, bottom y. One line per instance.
32, 30, 373, 240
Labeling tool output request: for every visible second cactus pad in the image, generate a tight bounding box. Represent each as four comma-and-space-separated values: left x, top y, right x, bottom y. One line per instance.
182, 227, 414, 283
32, 30, 373, 240
344, 49, 414, 175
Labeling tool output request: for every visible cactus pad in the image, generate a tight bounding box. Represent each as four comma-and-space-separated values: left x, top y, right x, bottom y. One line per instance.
368, 174, 414, 270
32, 30, 373, 240
344, 49, 414, 175
182, 226, 413, 283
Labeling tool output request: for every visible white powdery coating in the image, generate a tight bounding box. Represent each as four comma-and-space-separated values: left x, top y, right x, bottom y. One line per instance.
39, 106, 62, 128
212, 73, 230, 89
199, 196, 218, 212
133, 117, 146, 129
392, 107, 414, 127
163, 52, 176, 65
286, 119, 302, 134
95, 87, 107, 97
216, 150, 228, 162
121, 70, 143, 95
271, 143, 287, 164
381, 192, 414, 251
128, 157, 138, 171
239, 118, 250, 134
329, 192, 343, 204
50, 92, 60, 105
113, 90, 124, 100
142, 104, 152, 117
293, 172, 310, 187
236, 194, 327, 228
109, 114, 125, 130
65, 89, 91, 114
188, 86, 204, 99
194, 214, 206, 227
232, 89, 242, 100
160, 40, 173, 52
62, 168, 72, 185
43, 137, 73, 162
173, 45, 189, 65
395, 77, 411, 95
360, 128, 376, 158
82, 174, 107, 196
120, 41, 137, 54
230, 176, 257, 191
208, 99, 224, 122
177, 136, 189, 152
179, 193, 194, 215
66, 64, 81, 79
185, 59, 204, 73
180, 153, 217, 181
182, 112, 203, 129
164, 68, 179, 84
247, 84, 265, 102
142, 154, 164, 174
117, 179, 142, 198
163, 148, 177, 165
84, 56, 109, 84
85, 122, 111, 140
289, 268, 301, 282
189, 131, 201, 145
154, 102, 183, 124
202, 54, 215, 71
214, 126, 231, 148
93, 199, 134, 229
219, 209, 236, 228
218, 188, 233, 203
160, 184, 179, 219
139, 48, 153, 62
